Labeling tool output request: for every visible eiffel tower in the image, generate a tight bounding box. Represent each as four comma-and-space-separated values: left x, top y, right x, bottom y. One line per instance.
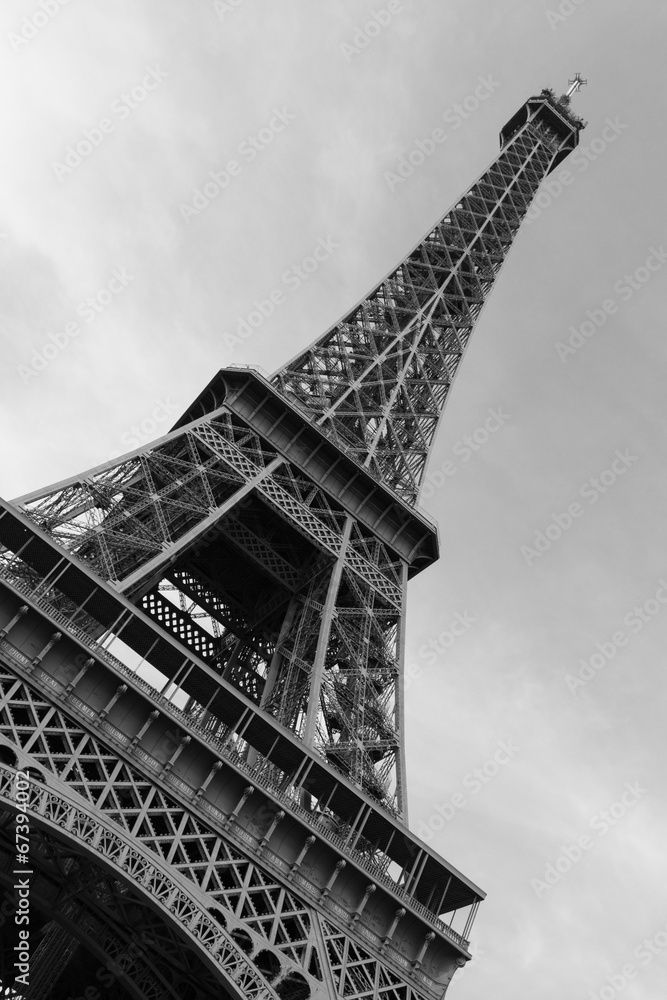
0, 78, 586, 999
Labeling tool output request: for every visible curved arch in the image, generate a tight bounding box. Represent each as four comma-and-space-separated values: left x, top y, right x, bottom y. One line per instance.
0, 764, 280, 1000
0, 850, 173, 1000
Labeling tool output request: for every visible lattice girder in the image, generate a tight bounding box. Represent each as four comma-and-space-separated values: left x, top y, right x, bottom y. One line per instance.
273, 96, 582, 503
0, 645, 469, 999
11, 403, 409, 807
0, 562, 482, 918
0, 771, 282, 1000
0, 85, 585, 998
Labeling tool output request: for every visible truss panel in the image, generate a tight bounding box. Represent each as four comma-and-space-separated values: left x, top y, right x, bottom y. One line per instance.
0, 87, 585, 998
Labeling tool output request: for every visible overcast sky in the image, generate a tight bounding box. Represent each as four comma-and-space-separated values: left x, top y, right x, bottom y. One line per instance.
2, 1, 666, 997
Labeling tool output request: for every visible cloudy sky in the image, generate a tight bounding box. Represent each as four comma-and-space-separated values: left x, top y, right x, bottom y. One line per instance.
1, 1, 666, 997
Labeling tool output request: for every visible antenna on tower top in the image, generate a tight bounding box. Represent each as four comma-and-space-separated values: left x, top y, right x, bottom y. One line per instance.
565, 72, 587, 98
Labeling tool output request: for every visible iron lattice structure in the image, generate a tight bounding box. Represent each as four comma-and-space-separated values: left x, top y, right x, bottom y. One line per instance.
0, 86, 584, 999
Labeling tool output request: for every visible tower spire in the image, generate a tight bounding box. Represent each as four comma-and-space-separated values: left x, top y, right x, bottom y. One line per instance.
565, 71, 587, 99
273, 84, 586, 506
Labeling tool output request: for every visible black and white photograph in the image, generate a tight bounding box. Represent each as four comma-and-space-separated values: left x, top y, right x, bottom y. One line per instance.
0, 3, 665, 999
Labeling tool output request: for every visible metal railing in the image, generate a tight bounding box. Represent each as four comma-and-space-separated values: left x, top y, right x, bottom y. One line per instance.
0, 566, 471, 949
